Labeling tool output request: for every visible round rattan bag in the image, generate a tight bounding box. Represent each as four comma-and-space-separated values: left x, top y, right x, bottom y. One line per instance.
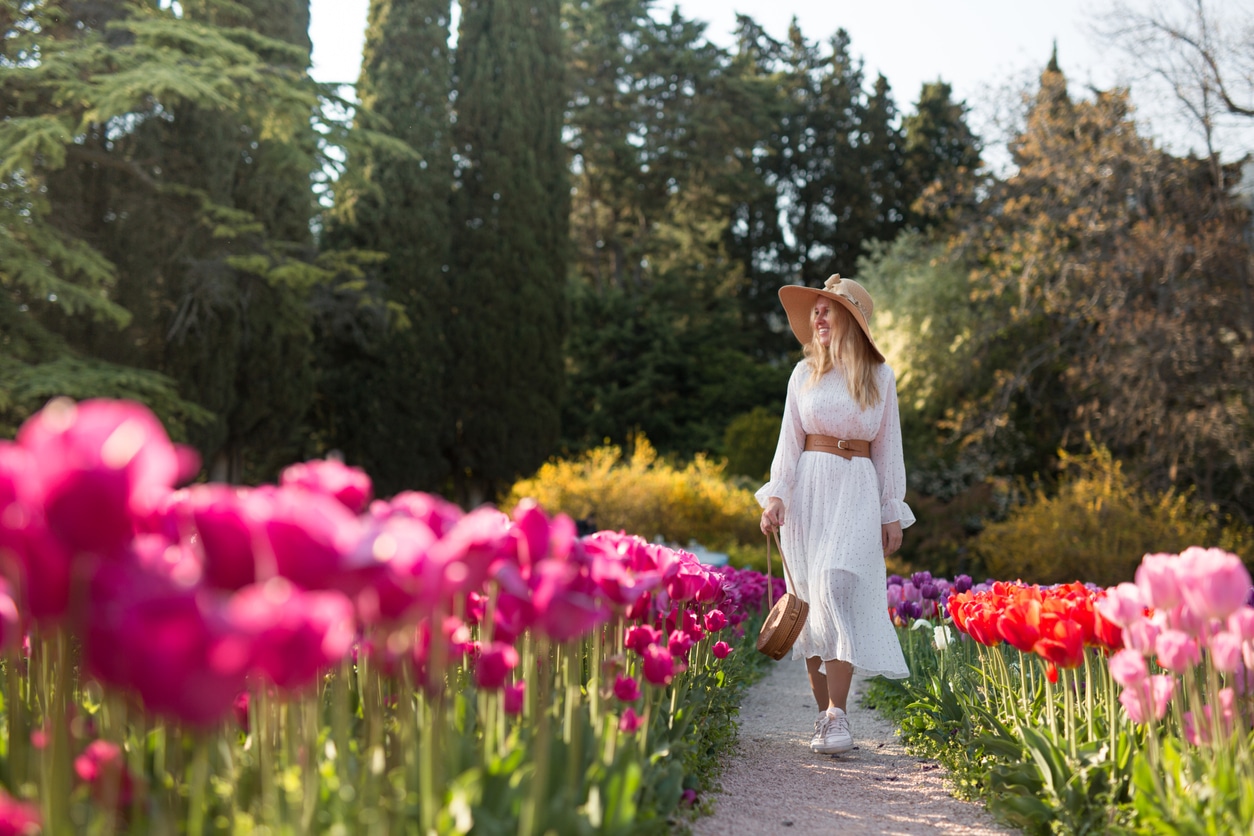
756, 532, 809, 660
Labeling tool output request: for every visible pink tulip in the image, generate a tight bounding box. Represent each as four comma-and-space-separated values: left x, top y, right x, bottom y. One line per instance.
1135, 553, 1182, 611
613, 674, 641, 702
17, 399, 198, 555
1119, 674, 1174, 724
376, 492, 463, 537
529, 559, 609, 642
475, 642, 520, 690
257, 486, 363, 590
1183, 689, 1235, 746
1123, 616, 1162, 656
226, 580, 356, 690
1228, 607, 1254, 641
234, 691, 251, 732
341, 516, 436, 622
1108, 648, 1149, 687
74, 739, 134, 806
668, 629, 694, 660
642, 644, 675, 686
280, 459, 373, 514
1155, 629, 1201, 672
425, 507, 511, 599
712, 641, 732, 659
0, 442, 35, 555
1176, 547, 1252, 622
626, 624, 662, 654
1096, 583, 1144, 628
618, 707, 643, 733
0, 787, 41, 835
503, 681, 526, 715
1167, 602, 1206, 637
704, 609, 728, 633
1208, 631, 1243, 673
173, 485, 261, 591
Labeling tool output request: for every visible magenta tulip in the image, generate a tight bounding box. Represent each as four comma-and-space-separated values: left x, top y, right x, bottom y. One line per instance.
642, 644, 675, 686
704, 609, 728, 633
261, 487, 362, 590
503, 681, 526, 715
712, 641, 732, 659
618, 707, 643, 733
613, 674, 641, 702
626, 624, 662, 654
0, 787, 41, 835
280, 459, 373, 514
475, 641, 520, 690
226, 580, 356, 690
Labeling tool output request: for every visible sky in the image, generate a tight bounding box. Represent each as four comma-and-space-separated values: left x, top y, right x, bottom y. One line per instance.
307, 0, 1251, 163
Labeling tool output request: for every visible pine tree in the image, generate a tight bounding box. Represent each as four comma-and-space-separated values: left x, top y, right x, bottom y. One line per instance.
449, 0, 568, 506
316, 0, 454, 495
901, 81, 982, 228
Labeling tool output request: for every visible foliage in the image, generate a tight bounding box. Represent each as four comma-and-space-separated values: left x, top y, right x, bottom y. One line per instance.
722, 406, 780, 481
503, 436, 762, 554
974, 444, 1254, 586
0, 0, 395, 482
314, 0, 455, 495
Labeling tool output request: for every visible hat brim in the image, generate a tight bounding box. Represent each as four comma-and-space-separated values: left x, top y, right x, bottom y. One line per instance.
778, 285, 885, 363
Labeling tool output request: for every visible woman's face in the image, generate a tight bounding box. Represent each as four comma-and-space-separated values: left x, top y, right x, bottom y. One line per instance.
812, 297, 835, 347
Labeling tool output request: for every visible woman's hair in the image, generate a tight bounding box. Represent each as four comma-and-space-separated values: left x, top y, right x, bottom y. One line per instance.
803, 301, 882, 409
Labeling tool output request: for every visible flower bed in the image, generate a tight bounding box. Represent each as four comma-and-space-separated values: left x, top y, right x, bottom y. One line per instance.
0, 398, 776, 833
869, 555, 1254, 834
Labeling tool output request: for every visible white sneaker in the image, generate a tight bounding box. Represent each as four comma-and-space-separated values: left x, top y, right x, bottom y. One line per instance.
809, 711, 829, 749
813, 708, 853, 754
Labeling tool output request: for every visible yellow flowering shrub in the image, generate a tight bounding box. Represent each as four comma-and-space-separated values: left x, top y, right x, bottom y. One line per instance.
975, 445, 1253, 588
502, 437, 762, 557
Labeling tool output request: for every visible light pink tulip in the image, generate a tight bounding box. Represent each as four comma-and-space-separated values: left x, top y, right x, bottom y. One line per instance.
1135, 552, 1182, 611
1155, 629, 1201, 672
1096, 583, 1144, 628
1108, 648, 1149, 687
1176, 547, 1251, 621
1119, 674, 1174, 724
1123, 616, 1162, 656
1228, 607, 1254, 641
1208, 631, 1243, 673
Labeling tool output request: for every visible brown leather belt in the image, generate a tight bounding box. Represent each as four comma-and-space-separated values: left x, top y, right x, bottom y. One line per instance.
804, 434, 871, 460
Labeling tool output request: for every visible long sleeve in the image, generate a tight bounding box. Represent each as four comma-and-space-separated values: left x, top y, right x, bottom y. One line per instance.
755, 365, 806, 510
871, 366, 915, 529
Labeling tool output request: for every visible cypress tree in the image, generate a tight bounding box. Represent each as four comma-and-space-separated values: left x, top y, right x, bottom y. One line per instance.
448, 0, 568, 506
316, 0, 454, 495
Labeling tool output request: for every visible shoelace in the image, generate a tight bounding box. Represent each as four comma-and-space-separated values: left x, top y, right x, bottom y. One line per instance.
828, 714, 850, 736
812, 715, 831, 739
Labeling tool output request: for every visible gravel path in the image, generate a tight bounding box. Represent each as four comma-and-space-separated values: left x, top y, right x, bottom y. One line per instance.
689, 659, 1017, 835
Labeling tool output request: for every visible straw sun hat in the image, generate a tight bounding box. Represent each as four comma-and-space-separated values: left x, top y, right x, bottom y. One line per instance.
778, 274, 885, 363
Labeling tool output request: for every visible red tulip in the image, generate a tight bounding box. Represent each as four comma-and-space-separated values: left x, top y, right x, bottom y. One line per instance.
1033, 616, 1085, 669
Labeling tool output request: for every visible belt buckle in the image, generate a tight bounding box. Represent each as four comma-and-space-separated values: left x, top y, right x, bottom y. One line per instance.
836, 439, 849, 451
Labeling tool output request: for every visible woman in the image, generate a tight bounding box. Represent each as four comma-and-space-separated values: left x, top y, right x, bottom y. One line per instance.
757, 274, 912, 756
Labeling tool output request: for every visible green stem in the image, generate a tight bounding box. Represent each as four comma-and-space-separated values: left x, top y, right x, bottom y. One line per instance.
187, 737, 210, 836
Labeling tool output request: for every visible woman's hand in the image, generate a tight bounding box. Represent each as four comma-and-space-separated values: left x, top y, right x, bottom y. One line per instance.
760, 497, 785, 535
882, 520, 903, 556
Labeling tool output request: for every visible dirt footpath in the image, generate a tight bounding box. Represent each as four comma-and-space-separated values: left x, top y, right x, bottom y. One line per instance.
689, 659, 1016, 835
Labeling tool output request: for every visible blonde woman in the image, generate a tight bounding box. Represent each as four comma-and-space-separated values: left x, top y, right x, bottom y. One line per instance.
757, 274, 912, 755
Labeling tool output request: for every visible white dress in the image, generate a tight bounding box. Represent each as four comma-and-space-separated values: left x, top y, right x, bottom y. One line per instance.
756, 360, 913, 679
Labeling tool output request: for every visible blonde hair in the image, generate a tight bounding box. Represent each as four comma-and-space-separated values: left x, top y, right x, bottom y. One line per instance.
803, 301, 882, 410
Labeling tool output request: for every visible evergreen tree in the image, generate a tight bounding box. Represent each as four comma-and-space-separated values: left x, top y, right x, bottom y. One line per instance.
449, 0, 568, 506
901, 81, 982, 228
316, 0, 454, 496
2, 0, 375, 474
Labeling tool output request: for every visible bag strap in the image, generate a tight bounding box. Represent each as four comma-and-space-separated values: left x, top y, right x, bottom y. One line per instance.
767, 536, 797, 594
765, 530, 799, 607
